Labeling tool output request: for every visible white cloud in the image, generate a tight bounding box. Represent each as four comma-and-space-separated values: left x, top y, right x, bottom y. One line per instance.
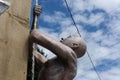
73, 13, 105, 26
92, 0, 120, 12
37, 0, 120, 80
67, 0, 120, 13
42, 11, 66, 24
38, 26, 59, 40
101, 67, 120, 80
63, 0, 120, 27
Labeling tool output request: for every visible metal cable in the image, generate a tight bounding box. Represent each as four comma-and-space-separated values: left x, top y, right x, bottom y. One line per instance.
64, 0, 81, 37
64, 0, 102, 80
86, 51, 102, 80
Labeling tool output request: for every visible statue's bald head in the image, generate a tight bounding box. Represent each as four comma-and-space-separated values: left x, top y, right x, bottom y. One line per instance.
60, 35, 87, 58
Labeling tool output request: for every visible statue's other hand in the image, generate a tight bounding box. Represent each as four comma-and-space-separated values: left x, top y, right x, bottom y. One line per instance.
34, 5, 42, 16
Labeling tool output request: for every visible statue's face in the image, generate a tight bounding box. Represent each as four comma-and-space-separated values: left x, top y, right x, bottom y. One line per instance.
60, 35, 87, 58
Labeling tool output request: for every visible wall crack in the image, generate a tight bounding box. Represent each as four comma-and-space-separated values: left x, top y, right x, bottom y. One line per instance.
7, 12, 30, 28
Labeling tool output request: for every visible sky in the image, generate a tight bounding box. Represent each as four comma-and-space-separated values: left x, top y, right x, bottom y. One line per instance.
31, 0, 120, 80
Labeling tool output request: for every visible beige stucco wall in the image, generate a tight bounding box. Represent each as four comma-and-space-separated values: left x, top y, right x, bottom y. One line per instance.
0, 0, 31, 80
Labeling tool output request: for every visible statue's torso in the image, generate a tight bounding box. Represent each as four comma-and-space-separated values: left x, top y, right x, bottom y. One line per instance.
38, 58, 76, 80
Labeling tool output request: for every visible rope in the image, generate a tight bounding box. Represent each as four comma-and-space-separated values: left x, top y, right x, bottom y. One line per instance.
36, 0, 38, 5
31, 0, 39, 80
31, 0, 47, 80
64, 0, 102, 80
31, 44, 36, 80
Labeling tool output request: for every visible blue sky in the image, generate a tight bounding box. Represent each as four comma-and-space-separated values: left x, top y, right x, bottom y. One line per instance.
31, 0, 120, 80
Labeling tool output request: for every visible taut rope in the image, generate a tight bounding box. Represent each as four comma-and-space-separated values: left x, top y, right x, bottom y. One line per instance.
31, 0, 39, 80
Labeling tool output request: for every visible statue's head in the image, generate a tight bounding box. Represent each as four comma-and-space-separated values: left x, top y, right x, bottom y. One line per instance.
60, 35, 87, 58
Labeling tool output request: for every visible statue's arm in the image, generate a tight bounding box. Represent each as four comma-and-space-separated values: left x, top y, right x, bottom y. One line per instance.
30, 29, 77, 62
33, 50, 47, 66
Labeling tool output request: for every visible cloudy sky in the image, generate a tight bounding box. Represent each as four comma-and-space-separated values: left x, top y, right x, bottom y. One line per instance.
31, 0, 120, 80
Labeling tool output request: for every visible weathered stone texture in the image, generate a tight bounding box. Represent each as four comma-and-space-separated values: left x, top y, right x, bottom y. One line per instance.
0, 0, 31, 80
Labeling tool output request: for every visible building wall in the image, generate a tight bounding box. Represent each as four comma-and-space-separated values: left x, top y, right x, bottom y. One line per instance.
0, 0, 31, 80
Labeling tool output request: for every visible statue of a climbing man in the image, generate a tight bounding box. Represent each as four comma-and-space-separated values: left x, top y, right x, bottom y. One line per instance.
30, 5, 87, 80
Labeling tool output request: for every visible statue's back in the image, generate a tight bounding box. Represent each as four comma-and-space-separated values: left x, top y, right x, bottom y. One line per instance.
38, 58, 75, 80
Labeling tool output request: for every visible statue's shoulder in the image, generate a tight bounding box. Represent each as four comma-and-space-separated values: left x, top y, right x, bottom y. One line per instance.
44, 57, 63, 67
